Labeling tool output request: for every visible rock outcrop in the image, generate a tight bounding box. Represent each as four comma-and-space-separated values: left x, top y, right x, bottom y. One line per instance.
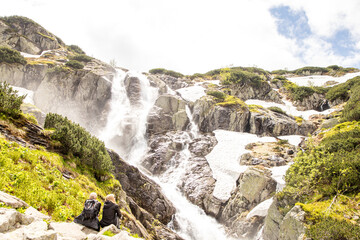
0, 51, 115, 132
193, 97, 316, 136
193, 96, 251, 133
0, 16, 64, 55
150, 74, 188, 90
108, 150, 176, 225
147, 94, 189, 135
292, 92, 330, 111
227, 81, 283, 103
219, 167, 277, 238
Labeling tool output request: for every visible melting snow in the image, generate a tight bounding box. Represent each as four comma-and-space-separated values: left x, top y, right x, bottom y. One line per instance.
176, 85, 206, 102
287, 72, 360, 87
270, 165, 291, 191
205, 130, 277, 201
246, 198, 274, 219
278, 135, 303, 146
245, 99, 335, 120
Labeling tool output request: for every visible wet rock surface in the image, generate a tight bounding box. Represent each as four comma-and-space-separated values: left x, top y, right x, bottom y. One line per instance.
108, 150, 176, 225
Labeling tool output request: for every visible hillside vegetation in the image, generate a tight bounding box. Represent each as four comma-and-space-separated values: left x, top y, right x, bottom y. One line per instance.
277, 76, 360, 239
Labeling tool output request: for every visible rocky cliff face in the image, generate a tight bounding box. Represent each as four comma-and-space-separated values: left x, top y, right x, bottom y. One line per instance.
228, 81, 283, 103
0, 16, 64, 54
193, 96, 316, 136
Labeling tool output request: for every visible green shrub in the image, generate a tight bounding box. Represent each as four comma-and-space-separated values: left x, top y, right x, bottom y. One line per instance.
326, 76, 360, 102
44, 113, 114, 174
268, 106, 287, 115
294, 66, 329, 75
271, 69, 293, 75
220, 68, 262, 86
67, 45, 86, 55
149, 68, 184, 78
207, 91, 226, 100
342, 85, 360, 122
307, 217, 360, 240
0, 47, 27, 65
69, 54, 92, 63
327, 65, 341, 71
285, 124, 360, 197
65, 60, 84, 69
0, 82, 25, 118
287, 86, 315, 101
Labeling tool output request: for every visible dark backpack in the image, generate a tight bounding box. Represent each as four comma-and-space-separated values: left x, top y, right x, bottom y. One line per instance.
83, 200, 97, 220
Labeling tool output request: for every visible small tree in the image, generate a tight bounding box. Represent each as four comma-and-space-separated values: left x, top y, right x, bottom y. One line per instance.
0, 82, 25, 117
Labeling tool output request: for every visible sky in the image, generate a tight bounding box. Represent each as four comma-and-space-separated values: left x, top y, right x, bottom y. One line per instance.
1, 0, 360, 74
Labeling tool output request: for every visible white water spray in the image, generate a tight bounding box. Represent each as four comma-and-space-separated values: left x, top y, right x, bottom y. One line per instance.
101, 70, 236, 240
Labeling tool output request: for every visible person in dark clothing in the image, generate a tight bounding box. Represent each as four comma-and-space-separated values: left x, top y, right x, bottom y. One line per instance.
74, 192, 101, 231
100, 194, 122, 228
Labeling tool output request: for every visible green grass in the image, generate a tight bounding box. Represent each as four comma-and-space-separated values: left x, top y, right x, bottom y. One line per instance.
149, 68, 184, 78
0, 136, 122, 221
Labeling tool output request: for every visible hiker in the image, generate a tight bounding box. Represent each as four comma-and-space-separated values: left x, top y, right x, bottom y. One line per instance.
74, 192, 101, 231
99, 194, 122, 228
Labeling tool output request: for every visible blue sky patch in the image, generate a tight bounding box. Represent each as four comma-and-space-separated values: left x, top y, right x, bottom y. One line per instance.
328, 29, 357, 57
270, 5, 311, 41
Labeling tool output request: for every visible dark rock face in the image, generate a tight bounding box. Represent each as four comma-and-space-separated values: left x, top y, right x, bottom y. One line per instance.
219, 167, 277, 238
292, 92, 330, 111
124, 75, 142, 106
108, 150, 176, 225
0, 17, 64, 54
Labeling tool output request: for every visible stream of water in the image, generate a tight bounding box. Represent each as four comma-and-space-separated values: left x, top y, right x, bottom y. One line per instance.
100, 70, 235, 240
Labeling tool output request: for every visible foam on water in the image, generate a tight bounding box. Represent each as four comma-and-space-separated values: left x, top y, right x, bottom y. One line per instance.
12, 86, 34, 105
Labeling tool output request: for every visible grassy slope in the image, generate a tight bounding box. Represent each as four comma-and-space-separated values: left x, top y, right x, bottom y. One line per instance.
0, 115, 122, 222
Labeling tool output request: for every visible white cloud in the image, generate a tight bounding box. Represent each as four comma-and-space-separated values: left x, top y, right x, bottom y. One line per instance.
0, 0, 359, 73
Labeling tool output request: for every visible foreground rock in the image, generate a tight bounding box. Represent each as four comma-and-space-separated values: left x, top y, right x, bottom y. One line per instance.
219, 167, 277, 238
262, 198, 306, 240
108, 150, 176, 225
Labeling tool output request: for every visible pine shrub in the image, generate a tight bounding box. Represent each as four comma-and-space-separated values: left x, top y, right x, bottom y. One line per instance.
0, 46, 27, 65
44, 113, 114, 174
0, 82, 25, 118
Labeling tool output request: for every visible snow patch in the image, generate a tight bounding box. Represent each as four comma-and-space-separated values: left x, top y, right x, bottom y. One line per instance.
287, 72, 360, 87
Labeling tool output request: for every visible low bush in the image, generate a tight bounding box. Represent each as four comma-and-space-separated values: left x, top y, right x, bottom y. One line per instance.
207, 90, 226, 100
44, 113, 114, 174
268, 106, 287, 115
69, 54, 92, 63
65, 60, 84, 69
0, 82, 25, 118
149, 68, 184, 78
0, 46, 27, 65
67, 45, 86, 55
342, 84, 360, 121
307, 217, 360, 240
220, 68, 262, 87
326, 76, 360, 102
294, 66, 329, 75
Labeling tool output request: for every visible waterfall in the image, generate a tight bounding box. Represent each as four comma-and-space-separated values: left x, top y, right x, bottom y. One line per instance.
101, 70, 236, 240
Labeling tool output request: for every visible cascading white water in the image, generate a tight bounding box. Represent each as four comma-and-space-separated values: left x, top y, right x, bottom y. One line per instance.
99, 69, 158, 164
101, 70, 236, 240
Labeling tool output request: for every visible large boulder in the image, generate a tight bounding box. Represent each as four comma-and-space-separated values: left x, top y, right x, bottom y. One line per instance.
219, 167, 277, 238
147, 94, 189, 135
292, 92, 330, 111
279, 205, 306, 240
193, 96, 251, 133
108, 150, 176, 224
0, 191, 29, 209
